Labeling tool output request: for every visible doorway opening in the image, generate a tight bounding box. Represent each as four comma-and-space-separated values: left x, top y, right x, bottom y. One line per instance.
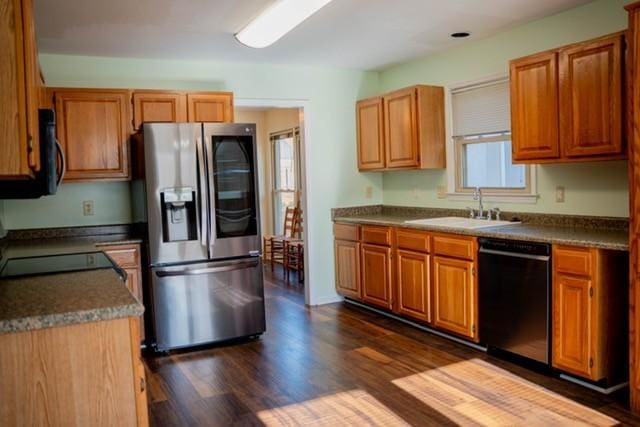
234, 102, 308, 304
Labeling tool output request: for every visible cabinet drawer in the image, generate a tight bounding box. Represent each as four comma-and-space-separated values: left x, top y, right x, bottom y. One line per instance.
102, 245, 140, 268
432, 234, 476, 260
396, 229, 430, 253
361, 226, 392, 246
554, 246, 593, 277
333, 223, 360, 241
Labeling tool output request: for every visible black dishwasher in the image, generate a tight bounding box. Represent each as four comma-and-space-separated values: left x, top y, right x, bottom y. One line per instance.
479, 238, 551, 366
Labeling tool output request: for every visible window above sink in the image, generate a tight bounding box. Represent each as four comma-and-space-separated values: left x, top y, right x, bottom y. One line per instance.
446, 76, 539, 204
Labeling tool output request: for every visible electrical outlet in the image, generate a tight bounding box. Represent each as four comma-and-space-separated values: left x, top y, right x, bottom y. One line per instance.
365, 185, 373, 199
83, 200, 95, 216
412, 187, 420, 200
437, 185, 447, 199
555, 186, 565, 203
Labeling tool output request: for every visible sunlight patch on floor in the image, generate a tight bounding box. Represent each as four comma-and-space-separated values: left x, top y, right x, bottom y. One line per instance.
256, 389, 410, 426
391, 358, 619, 426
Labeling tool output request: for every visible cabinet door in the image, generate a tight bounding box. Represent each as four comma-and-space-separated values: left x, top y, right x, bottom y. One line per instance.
384, 88, 419, 168
432, 256, 477, 340
22, 0, 40, 172
132, 91, 187, 130
510, 51, 560, 161
187, 93, 234, 123
334, 239, 361, 299
559, 34, 623, 157
361, 243, 393, 309
396, 250, 431, 323
0, 0, 37, 178
356, 97, 385, 170
55, 90, 131, 181
124, 267, 145, 343
552, 274, 595, 379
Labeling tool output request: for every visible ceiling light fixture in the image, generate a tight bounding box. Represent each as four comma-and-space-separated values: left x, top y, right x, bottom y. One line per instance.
235, 0, 335, 48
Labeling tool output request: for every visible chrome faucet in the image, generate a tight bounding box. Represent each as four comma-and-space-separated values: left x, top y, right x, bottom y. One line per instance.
473, 187, 485, 219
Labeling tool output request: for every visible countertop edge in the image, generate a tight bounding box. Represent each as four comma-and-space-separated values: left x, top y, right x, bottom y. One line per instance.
333, 216, 629, 252
0, 302, 144, 336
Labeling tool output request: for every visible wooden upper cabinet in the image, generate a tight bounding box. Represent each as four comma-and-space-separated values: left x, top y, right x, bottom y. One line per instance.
559, 34, 624, 158
385, 87, 419, 168
510, 51, 560, 161
132, 91, 187, 130
396, 249, 431, 323
511, 31, 626, 164
54, 89, 131, 181
356, 97, 385, 170
0, 0, 41, 179
360, 243, 393, 310
187, 92, 234, 123
355, 85, 445, 171
432, 256, 478, 341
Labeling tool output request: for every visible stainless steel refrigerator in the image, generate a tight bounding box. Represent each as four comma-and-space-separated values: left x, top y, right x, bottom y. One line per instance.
142, 122, 265, 352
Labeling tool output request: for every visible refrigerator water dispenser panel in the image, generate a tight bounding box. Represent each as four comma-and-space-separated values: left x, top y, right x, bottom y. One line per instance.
161, 187, 197, 242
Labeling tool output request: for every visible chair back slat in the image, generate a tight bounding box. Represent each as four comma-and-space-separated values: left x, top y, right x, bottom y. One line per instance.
283, 206, 300, 237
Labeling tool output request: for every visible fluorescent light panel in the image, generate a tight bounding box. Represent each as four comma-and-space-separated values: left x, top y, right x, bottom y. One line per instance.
235, 0, 334, 48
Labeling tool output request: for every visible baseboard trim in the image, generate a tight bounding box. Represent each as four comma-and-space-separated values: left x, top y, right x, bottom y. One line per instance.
309, 294, 344, 306
559, 374, 629, 395
344, 298, 487, 352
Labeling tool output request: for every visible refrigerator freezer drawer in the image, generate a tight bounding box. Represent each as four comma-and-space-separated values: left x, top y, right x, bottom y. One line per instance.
151, 257, 265, 351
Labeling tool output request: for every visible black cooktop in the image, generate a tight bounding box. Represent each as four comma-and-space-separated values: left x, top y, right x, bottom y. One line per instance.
0, 251, 120, 278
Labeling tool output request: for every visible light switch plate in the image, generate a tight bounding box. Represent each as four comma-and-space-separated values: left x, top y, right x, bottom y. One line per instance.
437, 185, 447, 199
555, 186, 565, 203
83, 200, 95, 216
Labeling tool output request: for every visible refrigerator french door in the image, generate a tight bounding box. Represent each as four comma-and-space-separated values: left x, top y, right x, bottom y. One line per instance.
143, 123, 265, 351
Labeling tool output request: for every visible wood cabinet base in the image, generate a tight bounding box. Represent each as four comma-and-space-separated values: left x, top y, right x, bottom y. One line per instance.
0, 318, 148, 426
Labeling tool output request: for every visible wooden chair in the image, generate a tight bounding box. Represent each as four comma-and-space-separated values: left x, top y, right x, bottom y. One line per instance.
284, 239, 304, 283
270, 208, 301, 271
263, 206, 298, 268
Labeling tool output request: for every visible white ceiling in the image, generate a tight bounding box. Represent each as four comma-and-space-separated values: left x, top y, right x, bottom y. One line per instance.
34, 0, 591, 70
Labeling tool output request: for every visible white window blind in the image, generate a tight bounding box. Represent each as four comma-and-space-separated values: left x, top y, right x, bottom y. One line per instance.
452, 80, 510, 137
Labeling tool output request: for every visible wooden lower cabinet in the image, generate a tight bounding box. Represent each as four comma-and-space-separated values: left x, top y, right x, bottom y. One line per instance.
432, 256, 478, 341
396, 249, 431, 322
0, 317, 148, 426
361, 243, 393, 309
552, 245, 628, 382
334, 239, 361, 299
101, 244, 145, 344
553, 273, 593, 378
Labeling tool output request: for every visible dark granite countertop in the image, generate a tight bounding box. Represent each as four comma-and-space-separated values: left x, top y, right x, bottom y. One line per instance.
332, 207, 628, 251
0, 224, 146, 335
0, 269, 144, 335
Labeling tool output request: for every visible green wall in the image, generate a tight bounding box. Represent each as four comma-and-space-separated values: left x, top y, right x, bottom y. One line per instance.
379, 0, 631, 218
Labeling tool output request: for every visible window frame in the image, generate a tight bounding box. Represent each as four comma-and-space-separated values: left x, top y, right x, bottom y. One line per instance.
270, 127, 301, 234
453, 132, 533, 195
445, 75, 538, 203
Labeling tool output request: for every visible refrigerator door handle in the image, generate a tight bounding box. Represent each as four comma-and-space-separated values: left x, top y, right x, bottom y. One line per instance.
155, 259, 259, 277
204, 136, 217, 252
195, 135, 208, 248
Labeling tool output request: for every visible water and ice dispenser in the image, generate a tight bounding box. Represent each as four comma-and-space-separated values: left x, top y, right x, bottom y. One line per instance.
160, 187, 197, 242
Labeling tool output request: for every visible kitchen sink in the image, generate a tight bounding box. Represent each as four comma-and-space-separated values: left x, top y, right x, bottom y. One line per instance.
404, 216, 519, 230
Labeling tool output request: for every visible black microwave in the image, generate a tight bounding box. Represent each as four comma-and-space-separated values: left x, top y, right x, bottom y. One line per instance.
0, 109, 64, 199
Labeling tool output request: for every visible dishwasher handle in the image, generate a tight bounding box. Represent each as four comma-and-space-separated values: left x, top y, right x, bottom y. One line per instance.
479, 247, 550, 261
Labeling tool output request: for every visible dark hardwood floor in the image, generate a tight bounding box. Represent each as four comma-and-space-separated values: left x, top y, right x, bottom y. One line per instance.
144, 267, 640, 426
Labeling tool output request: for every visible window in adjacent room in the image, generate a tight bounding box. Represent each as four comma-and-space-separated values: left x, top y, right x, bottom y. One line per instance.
451, 78, 534, 197
271, 127, 301, 235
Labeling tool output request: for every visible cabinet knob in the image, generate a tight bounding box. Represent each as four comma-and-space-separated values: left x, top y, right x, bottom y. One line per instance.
140, 377, 146, 393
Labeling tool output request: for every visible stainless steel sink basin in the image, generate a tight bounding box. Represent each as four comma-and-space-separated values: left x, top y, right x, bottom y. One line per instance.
404, 216, 519, 230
